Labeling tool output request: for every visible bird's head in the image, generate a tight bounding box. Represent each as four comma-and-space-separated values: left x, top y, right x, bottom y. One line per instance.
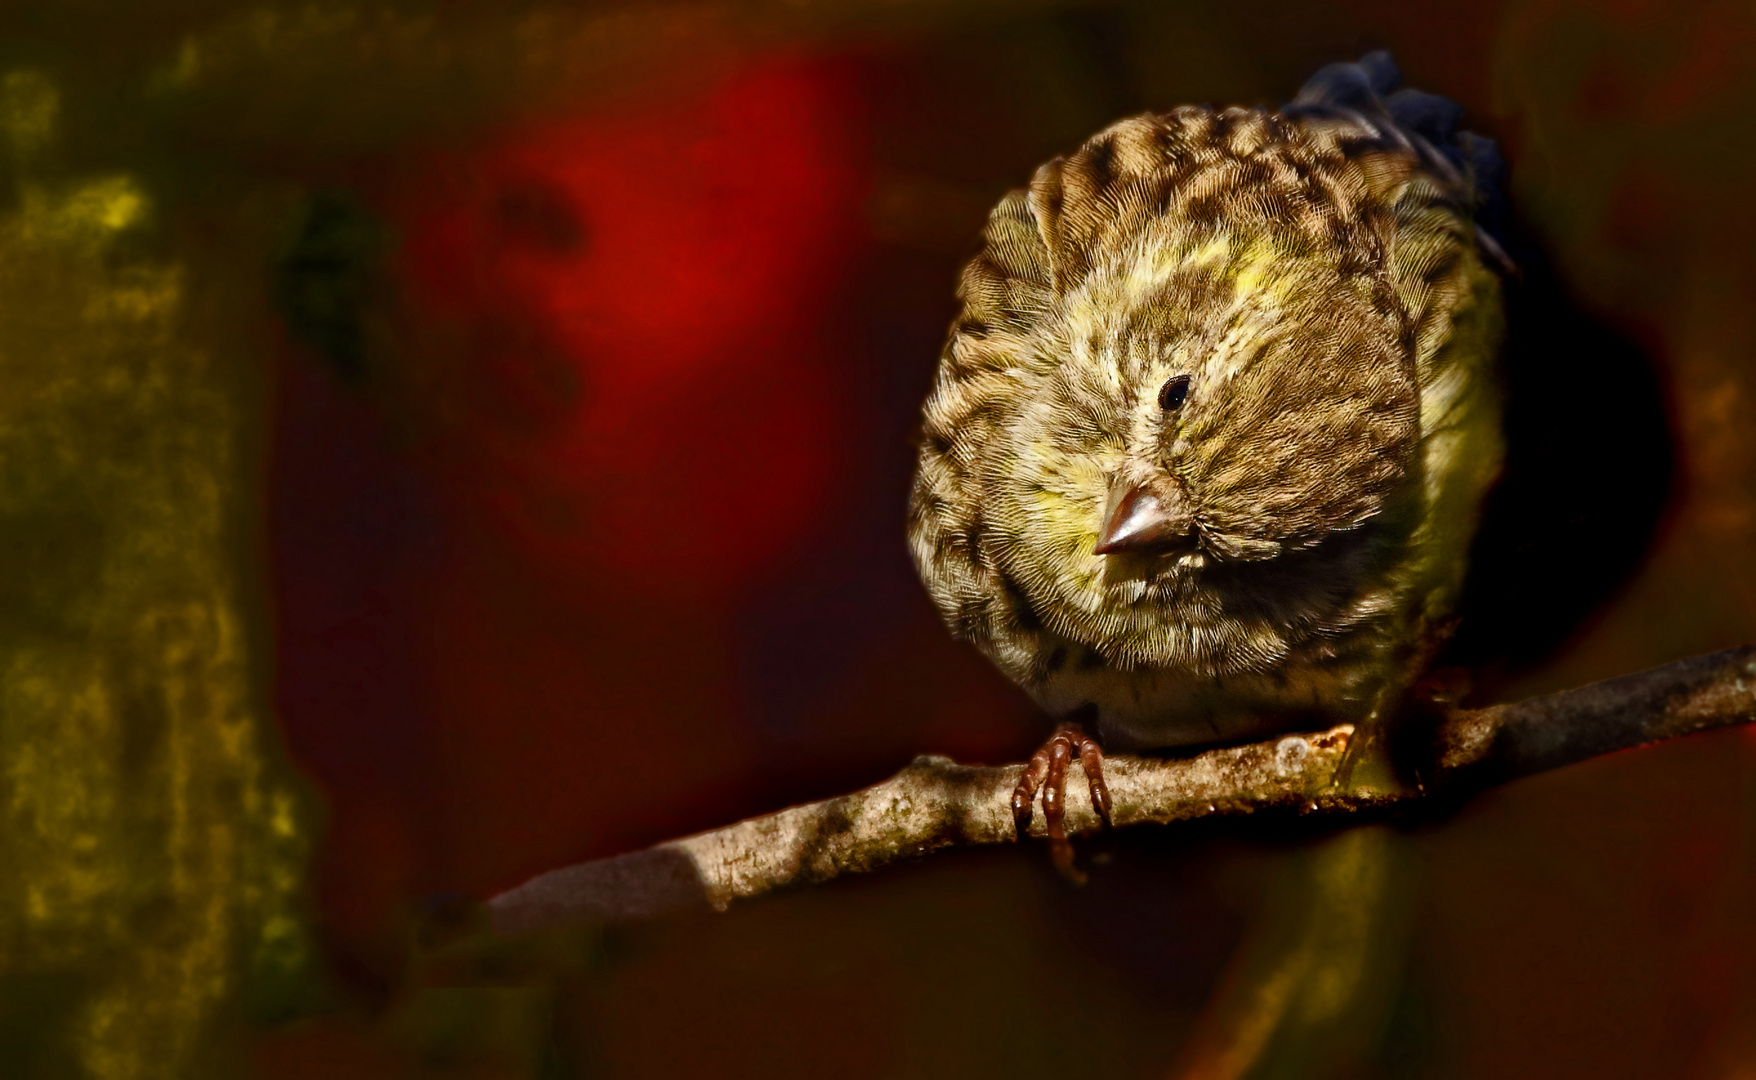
913, 107, 1459, 674
1017, 231, 1421, 562
991, 227, 1421, 585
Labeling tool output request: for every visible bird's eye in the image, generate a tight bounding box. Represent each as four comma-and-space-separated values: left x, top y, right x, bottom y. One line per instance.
1158, 375, 1191, 411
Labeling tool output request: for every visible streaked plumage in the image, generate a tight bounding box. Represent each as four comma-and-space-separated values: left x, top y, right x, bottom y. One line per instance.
908, 55, 1507, 758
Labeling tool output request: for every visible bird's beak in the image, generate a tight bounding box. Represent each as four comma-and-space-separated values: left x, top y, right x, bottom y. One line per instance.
1095, 483, 1197, 555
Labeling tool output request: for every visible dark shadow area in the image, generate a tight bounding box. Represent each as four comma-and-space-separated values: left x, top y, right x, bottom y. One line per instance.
1443, 231, 1677, 686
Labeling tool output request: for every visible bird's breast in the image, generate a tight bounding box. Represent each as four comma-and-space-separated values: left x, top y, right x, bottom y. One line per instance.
1028, 630, 1392, 751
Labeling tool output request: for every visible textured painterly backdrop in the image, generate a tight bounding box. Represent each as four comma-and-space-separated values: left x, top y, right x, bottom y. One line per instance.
1, 1, 1754, 1076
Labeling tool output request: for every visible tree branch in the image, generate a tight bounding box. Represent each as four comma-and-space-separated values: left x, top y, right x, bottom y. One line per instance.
487, 644, 1756, 936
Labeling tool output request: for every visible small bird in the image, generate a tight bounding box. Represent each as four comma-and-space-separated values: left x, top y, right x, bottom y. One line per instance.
907, 53, 1509, 868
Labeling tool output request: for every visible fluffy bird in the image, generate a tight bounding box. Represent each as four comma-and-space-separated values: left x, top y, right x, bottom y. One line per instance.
908, 53, 1508, 861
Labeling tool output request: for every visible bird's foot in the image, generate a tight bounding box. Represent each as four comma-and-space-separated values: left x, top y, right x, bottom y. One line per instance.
1011, 721, 1112, 883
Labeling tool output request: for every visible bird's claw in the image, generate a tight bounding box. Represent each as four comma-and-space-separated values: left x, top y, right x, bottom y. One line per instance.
1012, 721, 1111, 882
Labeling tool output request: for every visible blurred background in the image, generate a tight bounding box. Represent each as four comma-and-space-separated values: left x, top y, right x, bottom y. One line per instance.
2, 0, 1755, 1076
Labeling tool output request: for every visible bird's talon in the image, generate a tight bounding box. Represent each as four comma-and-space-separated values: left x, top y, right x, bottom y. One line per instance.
1090, 779, 1114, 830
1012, 721, 1109, 876
1010, 789, 1034, 838
1049, 836, 1086, 885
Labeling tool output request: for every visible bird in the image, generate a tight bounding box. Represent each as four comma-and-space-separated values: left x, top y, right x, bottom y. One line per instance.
906, 51, 1510, 872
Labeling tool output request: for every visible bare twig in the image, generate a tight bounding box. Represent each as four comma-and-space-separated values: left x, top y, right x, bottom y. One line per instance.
487, 644, 1756, 936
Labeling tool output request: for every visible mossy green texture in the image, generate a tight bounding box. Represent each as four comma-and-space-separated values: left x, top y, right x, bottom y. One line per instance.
0, 70, 314, 1079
